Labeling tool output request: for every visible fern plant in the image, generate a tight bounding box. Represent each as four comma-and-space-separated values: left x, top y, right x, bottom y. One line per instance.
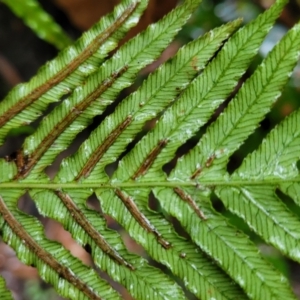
0, 0, 300, 299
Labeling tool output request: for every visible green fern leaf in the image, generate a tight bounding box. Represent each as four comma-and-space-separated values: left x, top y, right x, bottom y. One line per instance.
56, 18, 242, 183
176, 21, 300, 182
0, 0, 300, 299
0, 275, 12, 300
15, 0, 201, 180
282, 181, 300, 204
114, 0, 287, 183
0, 0, 148, 144
1, 0, 72, 50
98, 187, 248, 300
218, 109, 300, 261
0, 189, 121, 299
30, 189, 185, 299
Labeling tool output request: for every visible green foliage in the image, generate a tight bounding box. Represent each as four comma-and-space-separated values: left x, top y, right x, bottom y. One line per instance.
0, 275, 12, 300
1, 0, 72, 50
0, 0, 300, 299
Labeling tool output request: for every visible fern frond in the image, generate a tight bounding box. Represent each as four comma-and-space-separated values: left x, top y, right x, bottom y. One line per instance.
30, 188, 186, 300
50, 17, 247, 299
15, 0, 201, 180
0, 275, 12, 300
1, 0, 72, 50
114, 0, 286, 183
231, 108, 300, 181
57, 18, 242, 183
0, 189, 121, 299
98, 187, 248, 300
0, 0, 148, 144
218, 109, 300, 262
155, 187, 295, 299
0, 0, 300, 299
175, 20, 300, 182
92, 1, 295, 298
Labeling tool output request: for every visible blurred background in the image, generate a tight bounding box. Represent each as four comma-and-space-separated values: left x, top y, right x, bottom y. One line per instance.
0, 0, 300, 299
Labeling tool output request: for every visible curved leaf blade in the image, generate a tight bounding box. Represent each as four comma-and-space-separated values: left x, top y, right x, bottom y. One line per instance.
30, 188, 186, 300
175, 21, 300, 182
115, 0, 287, 183
56, 19, 242, 183
232, 109, 300, 181
154, 187, 296, 300
0, 0, 147, 144
216, 110, 300, 262
218, 185, 300, 262
2, 0, 72, 50
97, 188, 248, 300
0, 276, 13, 300
19, 0, 202, 180
0, 190, 120, 300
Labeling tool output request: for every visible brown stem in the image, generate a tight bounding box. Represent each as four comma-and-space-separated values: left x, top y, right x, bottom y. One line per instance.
0, 2, 138, 127
0, 196, 102, 299
55, 190, 135, 270
115, 189, 171, 249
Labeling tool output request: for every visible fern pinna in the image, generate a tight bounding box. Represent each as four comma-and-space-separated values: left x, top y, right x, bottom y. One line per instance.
0, 0, 300, 299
